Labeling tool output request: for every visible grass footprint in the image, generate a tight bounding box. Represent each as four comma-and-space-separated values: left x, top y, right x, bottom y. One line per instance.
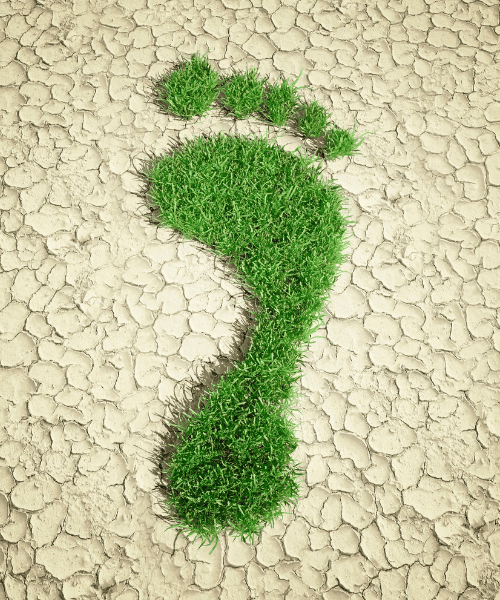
135, 50, 376, 554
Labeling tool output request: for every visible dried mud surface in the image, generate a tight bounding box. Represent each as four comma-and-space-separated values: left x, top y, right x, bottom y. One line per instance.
0, 0, 500, 599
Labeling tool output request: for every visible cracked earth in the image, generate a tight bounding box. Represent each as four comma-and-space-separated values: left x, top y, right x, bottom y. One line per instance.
1, 0, 500, 598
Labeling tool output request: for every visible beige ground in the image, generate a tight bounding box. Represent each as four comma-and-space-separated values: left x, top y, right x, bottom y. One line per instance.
1, 0, 500, 598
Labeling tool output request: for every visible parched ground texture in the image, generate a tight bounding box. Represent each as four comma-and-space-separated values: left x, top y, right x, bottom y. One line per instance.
1, 0, 500, 599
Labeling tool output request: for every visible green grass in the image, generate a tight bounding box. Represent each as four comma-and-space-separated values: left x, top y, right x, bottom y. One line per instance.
138, 51, 376, 554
